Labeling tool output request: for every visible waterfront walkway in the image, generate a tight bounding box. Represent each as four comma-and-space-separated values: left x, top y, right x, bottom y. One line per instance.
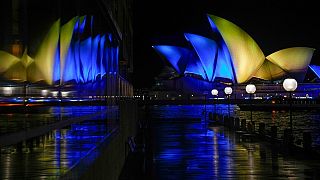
148, 115, 320, 179
0, 106, 119, 179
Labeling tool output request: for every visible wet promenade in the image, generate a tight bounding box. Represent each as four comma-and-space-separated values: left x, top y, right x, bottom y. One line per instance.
148, 105, 320, 179
0, 105, 119, 179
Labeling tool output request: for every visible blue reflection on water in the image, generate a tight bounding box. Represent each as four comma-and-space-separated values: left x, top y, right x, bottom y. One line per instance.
150, 105, 320, 179
0, 105, 119, 179
151, 104, 320, 150
152, 106, 235, 179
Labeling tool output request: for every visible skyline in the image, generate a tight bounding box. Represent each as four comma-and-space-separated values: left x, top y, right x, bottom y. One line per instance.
133, 0, 320, 88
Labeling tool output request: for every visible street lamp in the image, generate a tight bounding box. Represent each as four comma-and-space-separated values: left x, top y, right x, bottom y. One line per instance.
224, 87, 232, 118
211, 89, 218, 96
202, 91, 210, 126
211, 89, 218, 117
283, 78, 297, 131
246, 84, 256, 123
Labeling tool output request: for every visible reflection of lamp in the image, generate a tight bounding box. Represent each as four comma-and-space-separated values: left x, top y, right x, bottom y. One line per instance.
3, 87, 13, 96
211, 89, 218, 114
246, 84, 256, 123
204, 91, 209, 125
224, 87, 232, 118
283, 78, 297, 131
41, 89, 49, 97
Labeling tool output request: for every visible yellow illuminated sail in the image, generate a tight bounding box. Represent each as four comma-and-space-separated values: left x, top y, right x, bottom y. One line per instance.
28, 19, 60, 84
0, 51, 20, 74
21, 49, 34, 68
32, 19, 60, 84
3, 62, 26, 81
253, 60, 287, 80
266, 47, 315, 72
208, 14, 265, 83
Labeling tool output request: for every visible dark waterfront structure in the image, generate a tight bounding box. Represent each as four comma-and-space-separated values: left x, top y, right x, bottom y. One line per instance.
0, 0, 137, 179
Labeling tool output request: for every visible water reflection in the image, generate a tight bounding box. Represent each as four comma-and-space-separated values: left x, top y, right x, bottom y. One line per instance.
0, 105, 118, 179
150, 105, 320, 147
150, 105, 320, 179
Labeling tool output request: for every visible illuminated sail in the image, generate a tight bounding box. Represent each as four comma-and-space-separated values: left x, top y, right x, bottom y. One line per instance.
0, 51, 20, 74
184, 33, 217, 81
266, 47, 315, 72
0, 15, 119, 86
100, 35, 107, 77
60, 16, 78, 83
253, 60, 287, 80
152, 45, 189, 74
309, 65, 320, 79
92, 35, 100, 81
208, 14, 265, 83
214, 43, 235, 82
32, 19, 61, 84
266, 47, 315, 82
184, 50, 207, 80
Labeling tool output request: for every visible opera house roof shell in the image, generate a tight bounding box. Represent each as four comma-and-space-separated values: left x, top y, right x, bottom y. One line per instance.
0, 16, 119, 85
153, 14, 315, 84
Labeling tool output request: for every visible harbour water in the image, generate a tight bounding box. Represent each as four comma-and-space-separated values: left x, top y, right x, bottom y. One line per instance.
150, 104, 320, 149
148, 105, 320, 179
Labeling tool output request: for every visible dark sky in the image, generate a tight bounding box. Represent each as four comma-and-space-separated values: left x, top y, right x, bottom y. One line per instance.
133, 0, 320, 88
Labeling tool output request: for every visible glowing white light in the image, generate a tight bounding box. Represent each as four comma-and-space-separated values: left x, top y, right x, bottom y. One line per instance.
246, 84, 256, 94
3, 87, 13, 96
41, 90, 49, 96
283, 78, 298, 92
61, 91, 69, 97
51, 91, 58, 97
224, 87, 232, 95
211, 89, 218, 96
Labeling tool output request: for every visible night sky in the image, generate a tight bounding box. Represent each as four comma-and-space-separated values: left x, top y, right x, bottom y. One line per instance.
133, 0, 320, 88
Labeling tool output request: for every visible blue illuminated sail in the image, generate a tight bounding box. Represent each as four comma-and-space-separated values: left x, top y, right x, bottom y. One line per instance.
91, 35, 100, 81
184, 50, 207, 80
152, 45, 188, 74
207, 16, 236, 83
53, 44, 60, 83
108, 34, 113, 75
80, 37, 93, 82
99, 35, 106, 77
214, 42, 235, 82
63, 43, 77, 83
184, 33, 218, 81
309, 65, 320, 79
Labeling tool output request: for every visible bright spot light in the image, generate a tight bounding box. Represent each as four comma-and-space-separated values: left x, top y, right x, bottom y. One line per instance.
51, 91, 58, 97
3, 87, 13, 96
61, 91, 69, 97
41, 90, 49, 97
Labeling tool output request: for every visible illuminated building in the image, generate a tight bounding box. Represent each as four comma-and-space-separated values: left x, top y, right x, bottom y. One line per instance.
0, 0, 133, 98
153, 14, 315, 84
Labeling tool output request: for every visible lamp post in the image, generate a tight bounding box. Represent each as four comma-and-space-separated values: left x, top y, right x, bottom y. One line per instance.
246, 84, 256, 123
224, 87, 232, 118
203, 91, 208, 126
283, 78, 297, 131
211, 89, 218, 117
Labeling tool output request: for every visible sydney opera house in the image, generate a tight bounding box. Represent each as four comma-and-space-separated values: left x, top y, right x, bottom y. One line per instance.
152, 14, 320, 98
0, 0, 133, 102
